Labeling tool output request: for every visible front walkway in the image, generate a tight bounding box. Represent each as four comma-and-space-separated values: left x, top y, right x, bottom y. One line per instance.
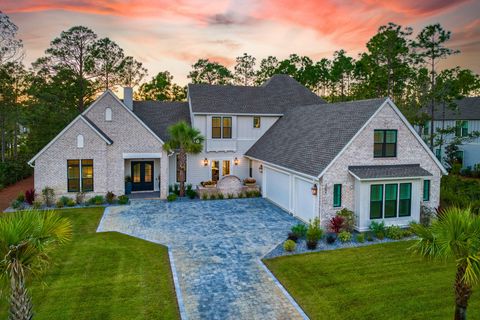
97, 198, 304, 319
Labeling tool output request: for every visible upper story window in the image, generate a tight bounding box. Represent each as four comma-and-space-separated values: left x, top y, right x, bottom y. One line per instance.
253, 116, 261, 128
105, 107, 112, 121
212, 116, 232, 139
455, 120, 468, 137
374, 129, 397, 158
77, 134, 84, 148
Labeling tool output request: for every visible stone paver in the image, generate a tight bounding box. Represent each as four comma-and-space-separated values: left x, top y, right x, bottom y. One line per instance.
97, 198, 304, 320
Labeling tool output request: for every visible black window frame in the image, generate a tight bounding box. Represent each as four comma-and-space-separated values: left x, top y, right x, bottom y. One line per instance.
81, 159, 94, 192
423, 180, 430, 202
67, 160, 80, 192
211, 116, 232, 139
253, 116, 261, 128
374, 129, 397, 158
223, 117, 232, 139
384, 183, 398, 218
370, 184, 384, 219
399, 183, 412, 217
333, 184, 342, 208
455, 120, 468, 138
68, 159, 94, 192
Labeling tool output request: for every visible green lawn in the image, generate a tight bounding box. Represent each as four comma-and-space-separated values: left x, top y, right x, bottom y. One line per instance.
0, 208, 180, 320
264, 241, 479, 320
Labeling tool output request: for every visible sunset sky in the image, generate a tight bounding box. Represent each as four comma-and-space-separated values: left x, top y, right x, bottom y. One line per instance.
4, 0, 480, 85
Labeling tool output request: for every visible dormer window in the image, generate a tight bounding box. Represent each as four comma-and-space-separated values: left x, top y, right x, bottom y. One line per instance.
253, 116, 261, 128
105, 107, 112, 121
212, 116, 232, 139
374, 130, 397, 158
77, 134, 84, 148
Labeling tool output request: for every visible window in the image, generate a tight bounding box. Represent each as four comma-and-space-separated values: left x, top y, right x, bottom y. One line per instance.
253, 116, 261, 128
384, 184, 398, 218
176, 154, 187, 183
456, 150, 464, 166
423, 180, 430, 202
211, 116, 232, 139
423, 121, 430, 136
105, 107, 112, 121
212, 117, 221, 138
455, 121, 468, 137
399, 183, 412, 217
77, 134, 84, 148
68, 159, 93, 192
435, 148, 442, 161
374, 130, 397, 158
222, 160, 230, 176
211, 161, 219, 181
370, 184, 383, 219
333, 184, 342, 207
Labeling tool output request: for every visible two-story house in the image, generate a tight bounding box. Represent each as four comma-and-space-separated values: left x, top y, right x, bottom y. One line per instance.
28, 75, 446, 230
417, 96, 480, 169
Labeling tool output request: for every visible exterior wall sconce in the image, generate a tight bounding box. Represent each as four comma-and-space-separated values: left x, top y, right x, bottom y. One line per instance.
259, 164, 263, 173
311, 184, 318, 196
234, 157, 239, 166
203, 158, 208, 166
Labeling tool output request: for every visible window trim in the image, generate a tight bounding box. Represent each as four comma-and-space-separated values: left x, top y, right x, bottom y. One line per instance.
455, 120, 468, 137
384, 183, 398, 218
105, 107, 112, 121
333, 184, 342, 207
81, 159, 94, 192
370, 184, 383, 219
67, 160, 80, 192
423, 180, 430, 202
374, 129, 397, 158
68, 159, 94, 192
399, 183, 412, 217
222, 117, 232, 139
211, 116, 232, 139
370, 182, 411, 219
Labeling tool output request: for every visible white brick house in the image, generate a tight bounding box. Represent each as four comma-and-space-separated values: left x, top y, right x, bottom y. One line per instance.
29, 75, 446, 231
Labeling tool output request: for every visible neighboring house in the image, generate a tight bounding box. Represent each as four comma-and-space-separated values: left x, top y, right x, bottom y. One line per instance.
417, 96, 480, 168
29, 75, 446, 231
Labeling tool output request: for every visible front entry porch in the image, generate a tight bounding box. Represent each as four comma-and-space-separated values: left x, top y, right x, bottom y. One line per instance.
129, 191, 161, 199
123, 153, 162, 194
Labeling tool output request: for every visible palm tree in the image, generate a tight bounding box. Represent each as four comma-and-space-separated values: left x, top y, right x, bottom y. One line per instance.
163, 121, 204, 197
411, 207, 480, 320
0, 210, 72, 320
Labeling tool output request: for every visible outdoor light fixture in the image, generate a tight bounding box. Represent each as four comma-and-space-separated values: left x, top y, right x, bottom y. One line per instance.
311, 184, 318, 196
203, 158, 208, 166
259, 164, 263, 173
234, 157, 239, 165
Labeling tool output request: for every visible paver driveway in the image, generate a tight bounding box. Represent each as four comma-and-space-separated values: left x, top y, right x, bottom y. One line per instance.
97, 198, 304, 320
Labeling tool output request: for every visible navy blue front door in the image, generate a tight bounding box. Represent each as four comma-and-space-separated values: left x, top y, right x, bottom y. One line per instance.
131, 161, 154, 191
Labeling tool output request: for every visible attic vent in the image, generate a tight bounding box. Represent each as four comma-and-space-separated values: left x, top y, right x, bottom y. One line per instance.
105, 107, 112, 121
77, 134, 84, 148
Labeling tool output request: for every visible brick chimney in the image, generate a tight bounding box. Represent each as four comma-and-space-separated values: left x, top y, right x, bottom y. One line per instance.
123, 87, 133, 110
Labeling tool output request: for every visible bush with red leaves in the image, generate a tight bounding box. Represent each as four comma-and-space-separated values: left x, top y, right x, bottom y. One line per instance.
25, 188, 36, 205
329, 215, 344, 233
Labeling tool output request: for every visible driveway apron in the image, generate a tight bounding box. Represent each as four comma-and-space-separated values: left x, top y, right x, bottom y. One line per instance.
98, 198, 304, 320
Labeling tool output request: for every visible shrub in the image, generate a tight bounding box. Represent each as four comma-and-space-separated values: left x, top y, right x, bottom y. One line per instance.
88, 195, 105, 205
385, 225, 403, 240
201, 193, 208, 200
329, 215, 344, 233
291, 224, 308, 238
369, 221, 385, 234
173, 184, 180, 195
227, 193, 234, 199
32, 200, 42, 209
167, 193, 178, 202
402, 229, 413, 238
186, 184, 193, 191
66, 199, 76, 207
76, 192, 85, 205
217, 193, 224, 200
25, 189, 35, 205
326, 233, 336, 244
209, 193, 217, 200
42, 187, 55, 207
59, 196, 70, 206
283, 240, 296, 252
186, 189, 197, 199
306, 218, 323, 242
376, 231, 385, 240
338, 231, 352, 243
16, 192, 25, 203
238, 192, 245, 198
287, 232, 298, 242
106, 191, 116, 204
118, 195, 129, 205
11, 199, 24, 210
336, 208, 355, 232
366, 232, 374, 242
56, 200, 64, 208
356, 233, 365, 243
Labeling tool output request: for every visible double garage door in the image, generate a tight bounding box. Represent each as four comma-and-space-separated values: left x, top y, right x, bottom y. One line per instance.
264, 166, 316, 222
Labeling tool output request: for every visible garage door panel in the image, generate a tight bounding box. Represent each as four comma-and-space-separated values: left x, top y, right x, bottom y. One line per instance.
265, 167, 290, 210
294, 178, 315, 222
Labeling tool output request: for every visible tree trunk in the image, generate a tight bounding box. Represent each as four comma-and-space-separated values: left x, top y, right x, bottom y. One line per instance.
9, 262, 33, 320
1, 116, 5, 162
454, 265, 472, 320
178, 149, 186, 197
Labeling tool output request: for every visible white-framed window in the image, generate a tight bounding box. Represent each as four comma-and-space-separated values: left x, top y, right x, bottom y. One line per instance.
77, 134, 84, 148
105, 107, 112, 121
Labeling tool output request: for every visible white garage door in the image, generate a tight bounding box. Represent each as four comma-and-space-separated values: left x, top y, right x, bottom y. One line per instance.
293, 178, 315, 222
264, 167, 290, 210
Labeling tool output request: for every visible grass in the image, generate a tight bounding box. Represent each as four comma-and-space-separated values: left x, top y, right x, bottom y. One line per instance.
0, 208, 180, 320
264, 241, 479, 320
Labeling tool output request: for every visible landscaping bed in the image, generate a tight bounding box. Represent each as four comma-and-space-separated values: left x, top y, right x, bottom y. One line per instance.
0, 207, 180, 320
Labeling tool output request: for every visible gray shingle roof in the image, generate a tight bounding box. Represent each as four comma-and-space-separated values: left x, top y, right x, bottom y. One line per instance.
188, 74, 325, 114
348, 164, 432, 180
81, 115, 113, 144
132, 101, 190, 141
245, 98, 387, 177
424, 96, 480, 120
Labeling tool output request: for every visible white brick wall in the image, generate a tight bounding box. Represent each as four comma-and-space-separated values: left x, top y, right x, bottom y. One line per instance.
320, 102, 442, 228
34, 91, 169, 200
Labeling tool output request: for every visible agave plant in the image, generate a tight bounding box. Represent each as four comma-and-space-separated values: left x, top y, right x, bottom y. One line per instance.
0, 210, 72, 320
411, 207, 480, 320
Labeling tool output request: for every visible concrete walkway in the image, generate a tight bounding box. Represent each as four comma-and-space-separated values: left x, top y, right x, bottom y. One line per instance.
97, 198, 304, 320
